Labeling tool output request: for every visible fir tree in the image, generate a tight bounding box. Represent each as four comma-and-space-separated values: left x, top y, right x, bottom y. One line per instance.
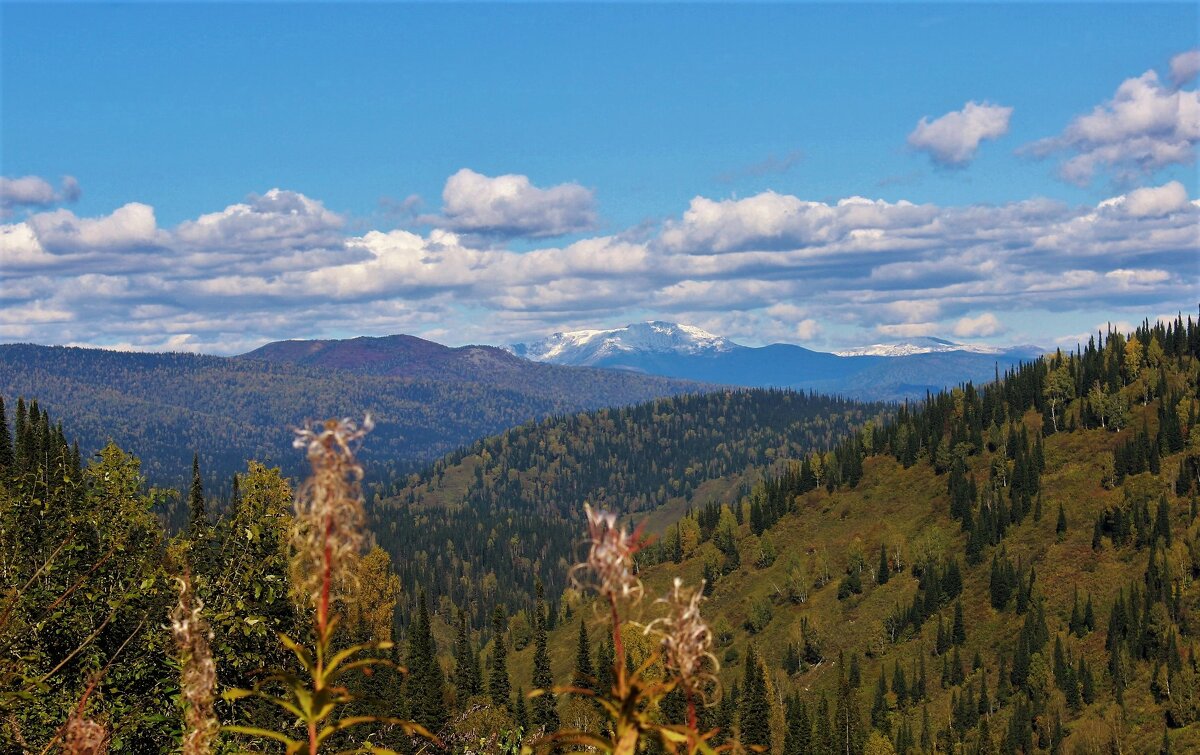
877, 544, 890, 585
452, 611, 479, 704
405, 591, 448, 733
1056, 502, 1067, 540
531, 582, 559, 732
739, 646, 772, 752
489, 605, 512, 711
573, 620, 595, 691
871, 666, 890, 734
0, 396, 13, 480
953, 601, 967, 646
188, 451, 206, 532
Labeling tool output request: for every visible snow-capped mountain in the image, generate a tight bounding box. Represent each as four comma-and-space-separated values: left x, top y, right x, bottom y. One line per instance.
510, 321, 1043, 402
509, 321, 736, 366
834, 336, 1008, 357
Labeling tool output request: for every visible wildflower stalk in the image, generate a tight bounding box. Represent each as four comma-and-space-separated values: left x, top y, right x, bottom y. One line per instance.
223, 416, 437, 754
531, 506, 724, 755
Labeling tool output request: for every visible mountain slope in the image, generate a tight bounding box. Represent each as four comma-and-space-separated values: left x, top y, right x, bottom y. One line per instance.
446, 316, 1199, 752
0, 343, 706, 486
375, 389, 888, 629
511, 321, 1044, 402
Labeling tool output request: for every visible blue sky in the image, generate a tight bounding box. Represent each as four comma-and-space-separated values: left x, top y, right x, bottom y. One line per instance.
2, 2, 1197, 353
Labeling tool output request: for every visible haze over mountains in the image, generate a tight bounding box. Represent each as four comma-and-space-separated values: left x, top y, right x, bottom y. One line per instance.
509, 321, 1045, 401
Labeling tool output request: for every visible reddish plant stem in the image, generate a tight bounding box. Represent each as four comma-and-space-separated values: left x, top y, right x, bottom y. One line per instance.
685, 687, 698, 733
608, 592, 625, 687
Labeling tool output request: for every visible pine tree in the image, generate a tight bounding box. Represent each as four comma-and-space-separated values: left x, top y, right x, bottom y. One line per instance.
489, 605, 512, 711
531, 582, 559, 732
739, 646, 772, 752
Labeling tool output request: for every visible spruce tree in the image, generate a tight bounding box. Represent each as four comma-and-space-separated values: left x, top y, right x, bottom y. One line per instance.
1056, 503, 1067, 540
573, 620, 595, 691
531, 582, 560, 732
405, 592, 447, 733
739, 646, 772, 752
453, 611, 479, 704
871, 666, 890, 734
188, 451, 206, 532
514, 687, 529, 733
0, 396, 13, 480
877, 545, 890, 585
953, 601, 967, 646
489, 605, 512, 711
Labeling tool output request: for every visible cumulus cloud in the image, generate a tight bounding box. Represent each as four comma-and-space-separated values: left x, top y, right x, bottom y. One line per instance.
1, 177, 1196, 354
1098, 180, 1190, 217
660, 192, 937, 253
175, 189, 344, 254
1171, 49, 1200, 87
1025, 68, 1199, 185
908, 101, 1013, 166
427, 168, 596, 238
25, 203, 163, 254
953, 312, 1004, 338
0, 175, 81, 208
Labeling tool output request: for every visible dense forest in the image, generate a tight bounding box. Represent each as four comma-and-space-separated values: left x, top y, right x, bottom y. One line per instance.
3, 313, 1199, 754
0, 343, 702, 490
374, 390, 888, 631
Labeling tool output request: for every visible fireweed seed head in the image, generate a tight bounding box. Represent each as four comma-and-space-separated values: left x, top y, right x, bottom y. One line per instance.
62, 716, 109, 755
646, 578, 719, 702
571, 504, 645, 603
169, 574, 217, 755
290, 415, 373, 606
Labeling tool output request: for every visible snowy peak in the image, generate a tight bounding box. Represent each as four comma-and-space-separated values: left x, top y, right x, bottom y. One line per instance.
833, 336, 1011, 357
510, 321, 737, 366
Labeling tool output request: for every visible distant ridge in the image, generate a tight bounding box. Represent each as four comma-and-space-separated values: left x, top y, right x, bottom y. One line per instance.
509, 321, 1044, 401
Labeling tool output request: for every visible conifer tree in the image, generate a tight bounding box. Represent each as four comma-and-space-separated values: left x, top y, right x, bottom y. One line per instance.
515, 686, 529, 733
739, 646, 772, 752
489, 605, 512, 711
405, 591, 447, 733
453, 611, 480, 704
531, 581, 559, 732
953, 601, 967, 646
0, 396, 13, 480
835, 654, 865, 755
877, 544, 890, 585
1056, 503, 1067, 540
188, 451, 206, 532
871, 666, 890, 734
573, 620, 595, 691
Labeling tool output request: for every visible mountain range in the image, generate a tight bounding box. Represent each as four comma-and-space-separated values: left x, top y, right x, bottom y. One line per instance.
509, 321, 1044, 401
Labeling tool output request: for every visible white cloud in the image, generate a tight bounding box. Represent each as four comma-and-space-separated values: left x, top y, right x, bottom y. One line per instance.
953, 312, 1004, 337
2, 178, 1196, 353
429, 168, 596, 238
876, 322, 939, 338
1026, 69, 1199, 185
176, 189, 344, 253
1171, 49, 1200, 87
25, 203, 163, 253
1099, 180, 1191, 218
0, 175, 81, 208
907, 101, 1013, 166
659, 192, 937, 253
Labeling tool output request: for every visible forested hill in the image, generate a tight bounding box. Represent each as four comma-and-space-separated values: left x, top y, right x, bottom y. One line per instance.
374, 389, 888, 630
495, 314, 1200, 753
0, 343, 705, 486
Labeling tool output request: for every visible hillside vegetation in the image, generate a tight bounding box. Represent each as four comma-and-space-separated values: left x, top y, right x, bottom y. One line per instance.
375, 389, 887, 630
0, 343, 703, 488
492, 316, 1200, 753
